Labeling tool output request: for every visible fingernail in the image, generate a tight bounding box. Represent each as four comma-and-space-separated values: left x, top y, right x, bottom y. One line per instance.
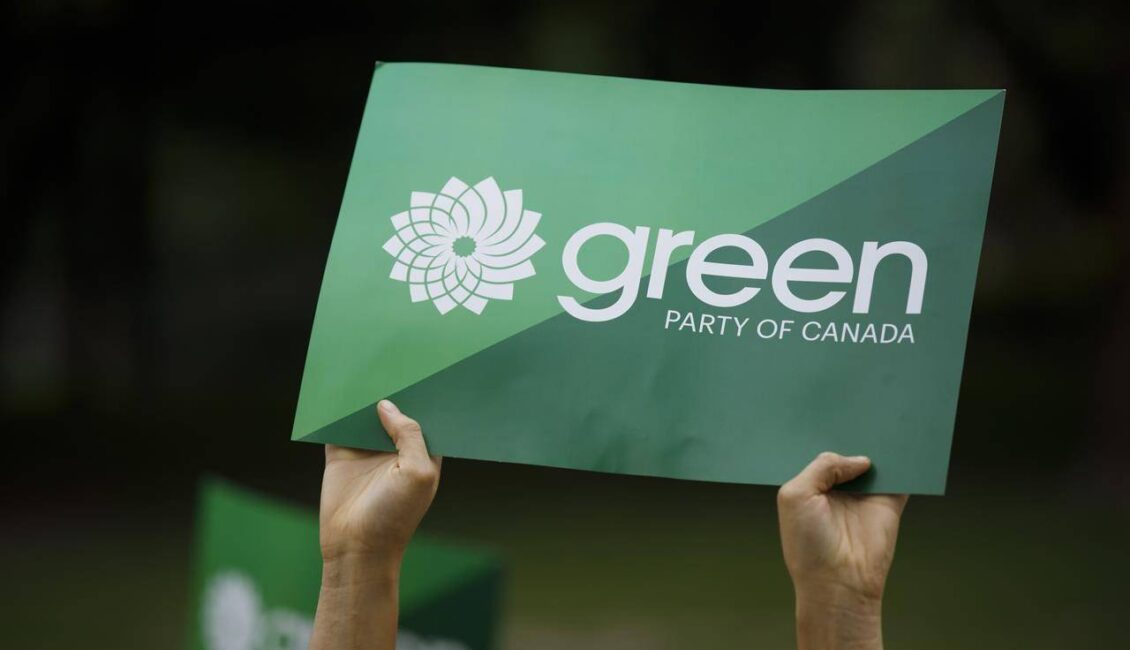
851, 455, 870, 463
378, 399, 400, 415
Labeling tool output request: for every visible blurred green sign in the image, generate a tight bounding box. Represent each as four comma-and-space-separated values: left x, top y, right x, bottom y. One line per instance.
187, 479, 502, 650
293, 62, 1004, 494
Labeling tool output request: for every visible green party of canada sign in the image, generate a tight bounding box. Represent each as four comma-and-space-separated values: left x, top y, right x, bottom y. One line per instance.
293, 62, 1005, 495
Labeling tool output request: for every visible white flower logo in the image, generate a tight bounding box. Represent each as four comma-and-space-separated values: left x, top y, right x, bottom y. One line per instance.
202, 571, 313, 650
203, 571, 262, 650
383, 176, 545, 315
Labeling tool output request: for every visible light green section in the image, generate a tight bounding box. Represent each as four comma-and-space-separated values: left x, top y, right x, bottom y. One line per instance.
294, 62, 999, 438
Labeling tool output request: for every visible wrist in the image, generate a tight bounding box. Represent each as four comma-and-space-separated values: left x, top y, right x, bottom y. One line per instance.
321, 528, 410, 571
321, 550, 403, 591
312, 552, 401, 650
794, 585, 883, 650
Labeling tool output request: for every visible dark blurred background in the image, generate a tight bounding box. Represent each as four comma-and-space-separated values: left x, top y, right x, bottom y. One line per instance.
2, 1, 1128, 648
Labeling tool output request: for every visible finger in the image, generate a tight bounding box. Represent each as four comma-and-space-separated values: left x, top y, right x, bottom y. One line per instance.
782, 452, 871, 498
376, 400, 432, 470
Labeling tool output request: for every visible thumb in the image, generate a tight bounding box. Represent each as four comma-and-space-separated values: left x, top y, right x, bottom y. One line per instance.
781, 452, 872, 500
376, 399, 432, 472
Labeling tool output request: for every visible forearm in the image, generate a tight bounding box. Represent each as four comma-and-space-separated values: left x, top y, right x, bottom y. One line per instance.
310, 553, 402, 650
794, 588, 884, 650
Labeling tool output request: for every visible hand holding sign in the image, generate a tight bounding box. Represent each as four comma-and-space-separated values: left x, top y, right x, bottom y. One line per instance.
313, 400, 442, 650
777, 453, 909, 650
319, 400, 442, 561
309, 403, 911, 649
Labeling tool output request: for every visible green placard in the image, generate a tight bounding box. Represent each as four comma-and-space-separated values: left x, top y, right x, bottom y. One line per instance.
187, 478, 502, 650
293, 62, 1004, 495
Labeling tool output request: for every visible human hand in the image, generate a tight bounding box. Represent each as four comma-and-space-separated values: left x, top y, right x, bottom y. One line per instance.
312, 400, 441, 650
319, 399, 442, 563
777, 452, 908, 650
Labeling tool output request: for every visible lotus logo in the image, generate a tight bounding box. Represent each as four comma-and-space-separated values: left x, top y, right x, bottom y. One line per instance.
201, 571, 266, 650
383, 176, 545, 314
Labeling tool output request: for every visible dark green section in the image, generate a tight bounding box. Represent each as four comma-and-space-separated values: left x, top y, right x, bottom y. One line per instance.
402, 571, 504, 650
186, 478, 502, 650
400, 540, 502, 622
303, 94, 1003, 494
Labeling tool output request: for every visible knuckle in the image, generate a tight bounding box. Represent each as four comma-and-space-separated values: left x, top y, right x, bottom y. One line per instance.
777, 483, 801, 505
396, 419, 423, 436
816, 451, 839, 463
828, 466, 843, 485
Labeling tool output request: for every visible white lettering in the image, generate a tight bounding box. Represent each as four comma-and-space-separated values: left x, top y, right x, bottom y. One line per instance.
685, 234, 768, 308
772, 238, 854, 313
558, 224, 929, 321
558, 223, 651, 322
853, 241, 928, 314
647, 228, 695, 298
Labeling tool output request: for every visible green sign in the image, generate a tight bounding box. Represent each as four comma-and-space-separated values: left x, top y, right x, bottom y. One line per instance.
187, 479, 502, 650
293, 62, 1004, 494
